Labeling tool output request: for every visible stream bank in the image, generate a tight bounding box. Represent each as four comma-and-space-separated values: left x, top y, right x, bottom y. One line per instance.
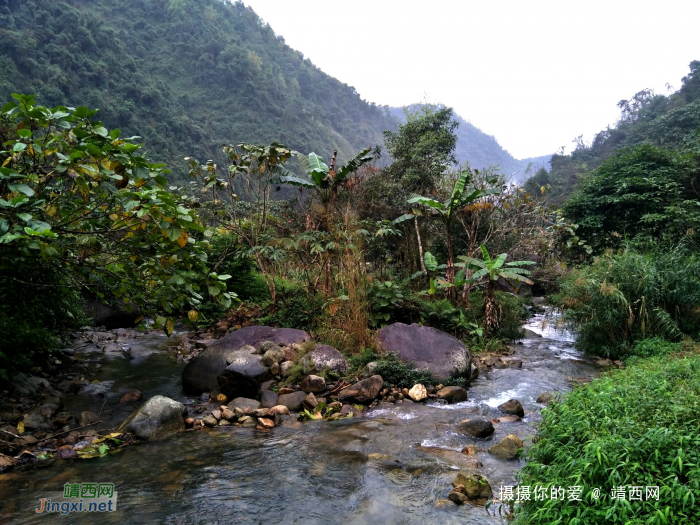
0, 311, 606, 524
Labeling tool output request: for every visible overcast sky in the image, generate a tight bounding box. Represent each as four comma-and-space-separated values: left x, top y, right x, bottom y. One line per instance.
243, 0, 700, 160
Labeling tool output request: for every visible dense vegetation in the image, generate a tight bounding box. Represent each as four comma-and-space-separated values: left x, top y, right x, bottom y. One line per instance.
517, 345, 700, 525
0, 0, 398, 179
515, 62, 700, 524
1, 2, 699, 519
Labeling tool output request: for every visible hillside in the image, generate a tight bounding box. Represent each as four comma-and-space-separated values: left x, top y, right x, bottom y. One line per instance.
526, 61, 700, 203
389, 105, 551, 182
0, 0, 399, 179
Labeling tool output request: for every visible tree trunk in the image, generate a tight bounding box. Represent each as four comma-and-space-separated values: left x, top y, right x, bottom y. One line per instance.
414, 216, 426, 273
445, 229, 455, 300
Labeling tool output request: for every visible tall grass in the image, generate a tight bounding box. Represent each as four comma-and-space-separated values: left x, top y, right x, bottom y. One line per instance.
557, 247, 700, 358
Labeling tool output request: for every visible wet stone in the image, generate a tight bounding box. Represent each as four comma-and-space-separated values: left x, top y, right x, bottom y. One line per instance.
498, 399, 524, 418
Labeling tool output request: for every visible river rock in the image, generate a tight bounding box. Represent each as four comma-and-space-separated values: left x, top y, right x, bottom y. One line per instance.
182, 326, 309, 394
271, 405, 290, 416
217, 354, 270, 399
453, 472, 493, 500
457, 419, 494, 438
375, 323, 471, 380
498, 399, 524, 418
258, 417, 275, 429
301, 345, 349, 374
488, 434, 523, 460
222, 408, 236, 421
339, 375, 384, 404
12, 373, 59, 397
78, 411, 99, 427
300, 375, 326, 393
448, 486, 468, 505
408, 384, 427, 402
277, 391, 307, 411
229, 397, 261, 412
260, 390, 279, 408
436, 386, 468, 403
280, 361, 295, 377
201, 415, 218, 426
537, 392, 555, 405
303, 392, 318, 409
261, 346, 286, 366
120, 395, 187, 441
494, 357, 523, 369
118, 389, 142, 403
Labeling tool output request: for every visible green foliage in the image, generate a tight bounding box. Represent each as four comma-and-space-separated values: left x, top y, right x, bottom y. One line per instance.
373, 354, 435, 389
259, 284, 323, 332
563, 144, 700, 254
557, 248, 700, 358
0, 95, 229, 339
346, 347, 381, 375
526, 61, 700, 207
367, 280, 405, 328
517, 353, 700, 524
0, 258, 87, 377
628, 337, 682, 360
383, 106, 458, 194
418, 299, 483, 339
0, 0, 397, 180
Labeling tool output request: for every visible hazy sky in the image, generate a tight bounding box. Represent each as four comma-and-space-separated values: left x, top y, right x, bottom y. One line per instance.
243, 0, 700, 159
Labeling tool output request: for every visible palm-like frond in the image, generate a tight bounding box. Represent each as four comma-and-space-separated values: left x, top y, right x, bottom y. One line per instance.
407, 195, 447, 211
334, 147, 372, 183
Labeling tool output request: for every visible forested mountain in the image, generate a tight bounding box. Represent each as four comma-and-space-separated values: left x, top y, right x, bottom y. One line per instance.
0, 0, 552, 183
0, 0, 399, 179
389, 105, 551, 182
525, 61, 700, 203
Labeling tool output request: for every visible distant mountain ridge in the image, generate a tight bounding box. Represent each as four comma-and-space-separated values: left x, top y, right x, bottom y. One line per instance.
389, 105, 551, 182
0, 0, 548, 183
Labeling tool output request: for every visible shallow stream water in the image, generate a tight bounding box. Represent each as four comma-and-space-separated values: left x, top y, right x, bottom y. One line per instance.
0, 312, 600, 524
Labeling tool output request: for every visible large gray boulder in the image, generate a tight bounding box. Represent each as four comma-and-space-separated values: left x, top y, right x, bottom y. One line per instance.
120, 395, 187, 441
182, 326, 309, 395
301, 345, 349, 374
375, 323, 471, 380
217, 354, 270, 399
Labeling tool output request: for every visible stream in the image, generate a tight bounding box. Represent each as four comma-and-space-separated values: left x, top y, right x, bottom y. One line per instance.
0, 312, 600, 524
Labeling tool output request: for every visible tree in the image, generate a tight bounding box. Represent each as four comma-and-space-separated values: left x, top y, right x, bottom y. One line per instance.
271, 147, 373, 295
0, 94, 229, 338
563, 144, 700, 254
187, 142, 294, 303
402, 169, 499, 298
383, 105, 458, 194
456, 246, 534, 330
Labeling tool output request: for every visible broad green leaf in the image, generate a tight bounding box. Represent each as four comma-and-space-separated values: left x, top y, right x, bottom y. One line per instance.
424, 251, 438, 272
8, 183, 34, 196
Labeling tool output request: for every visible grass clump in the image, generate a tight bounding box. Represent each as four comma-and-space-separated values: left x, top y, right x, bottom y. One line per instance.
556, 248, 700, 358
516, 349, 700, 524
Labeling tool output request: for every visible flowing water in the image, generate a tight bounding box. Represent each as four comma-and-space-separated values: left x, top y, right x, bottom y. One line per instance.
0, 312, 601, 524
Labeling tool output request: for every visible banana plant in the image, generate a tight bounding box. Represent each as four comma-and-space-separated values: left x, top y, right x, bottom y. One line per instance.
399, 169, 500, 297
271, 147, 373, 204
456, 245, 535, 329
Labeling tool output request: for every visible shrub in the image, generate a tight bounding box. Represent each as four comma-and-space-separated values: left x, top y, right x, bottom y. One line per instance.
516, 353, 700, 524
259, 284, 324, 332
557, 248, 700, 358
0, 259, 87, 377
373, 356, 435, 389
